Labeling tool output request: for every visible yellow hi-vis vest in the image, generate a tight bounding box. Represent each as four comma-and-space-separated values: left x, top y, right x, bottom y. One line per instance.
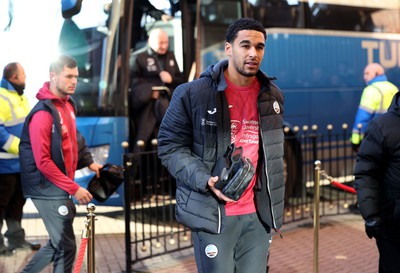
0, 87, 30, 157
351, 81, 398, 145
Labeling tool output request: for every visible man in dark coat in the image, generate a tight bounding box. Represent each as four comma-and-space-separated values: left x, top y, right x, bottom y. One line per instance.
129, 27, 184, 153
354, 91, 400, 273
158, 18, 285, 273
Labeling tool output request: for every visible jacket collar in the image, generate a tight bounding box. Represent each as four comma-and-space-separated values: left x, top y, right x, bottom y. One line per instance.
201, 59, 273, 93
0, 78, 17, 92
368, 74, 387, 85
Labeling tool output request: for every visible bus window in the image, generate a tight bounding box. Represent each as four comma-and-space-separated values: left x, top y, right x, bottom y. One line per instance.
200, 0, 244, 25
247, 0, 304, 28
370, 8, 400, 33
247, 1, 399, 33
198, 0, 247, 72
305, 1, 399, 33
307, 4, 375, 32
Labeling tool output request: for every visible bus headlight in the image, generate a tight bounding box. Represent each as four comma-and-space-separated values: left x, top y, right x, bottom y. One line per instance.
89, 145, 110, 165
75, 145, 110, 179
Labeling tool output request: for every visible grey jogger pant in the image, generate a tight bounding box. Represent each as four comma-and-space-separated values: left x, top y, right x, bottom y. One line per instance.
21, 198, 77, 273
192, 212, 272, 273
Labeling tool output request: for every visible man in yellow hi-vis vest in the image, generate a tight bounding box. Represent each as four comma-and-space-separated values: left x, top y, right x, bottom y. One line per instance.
0, 63, 41, 255
351, 63, 398, 152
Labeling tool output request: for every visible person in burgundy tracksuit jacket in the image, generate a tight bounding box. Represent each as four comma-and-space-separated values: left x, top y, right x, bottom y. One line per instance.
19, 55, 102, 273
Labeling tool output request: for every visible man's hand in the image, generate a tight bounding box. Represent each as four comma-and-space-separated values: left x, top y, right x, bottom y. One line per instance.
365, 217, 381, 239
89, 163, 103, 178
151, 90, 160, 99
207, 176, 236, 203
159, 71, 172, 84
74, 187, 93, 205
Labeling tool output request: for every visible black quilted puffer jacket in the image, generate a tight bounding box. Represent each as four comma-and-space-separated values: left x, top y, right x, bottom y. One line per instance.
158, 59, 285, 234
354, 91, 400, 225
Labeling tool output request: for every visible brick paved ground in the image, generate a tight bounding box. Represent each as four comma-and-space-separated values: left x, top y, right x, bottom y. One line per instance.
0, 201, 378, 273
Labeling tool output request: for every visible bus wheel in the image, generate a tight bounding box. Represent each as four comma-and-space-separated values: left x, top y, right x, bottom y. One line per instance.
284, 138, 303, 207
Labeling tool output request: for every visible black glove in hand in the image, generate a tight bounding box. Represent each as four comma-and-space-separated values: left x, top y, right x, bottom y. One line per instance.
365, 217, 381, 239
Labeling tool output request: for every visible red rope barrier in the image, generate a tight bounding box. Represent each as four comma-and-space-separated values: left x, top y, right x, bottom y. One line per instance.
73, 237, 88, 273
331, 180, 356, 195
320, 170, 357, 195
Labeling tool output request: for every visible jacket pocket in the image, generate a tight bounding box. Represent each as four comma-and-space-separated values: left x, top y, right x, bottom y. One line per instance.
175, 187, 224, 234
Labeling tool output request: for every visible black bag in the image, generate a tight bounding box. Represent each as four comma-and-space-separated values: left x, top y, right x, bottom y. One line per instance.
212, 144, 255, 201
87, 164, 124, 202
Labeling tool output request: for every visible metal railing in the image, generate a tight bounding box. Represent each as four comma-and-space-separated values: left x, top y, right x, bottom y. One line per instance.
123, 124, 359, 272
123, 146, 192, 273
73, 203, 97, 273
283, 124, 357, 223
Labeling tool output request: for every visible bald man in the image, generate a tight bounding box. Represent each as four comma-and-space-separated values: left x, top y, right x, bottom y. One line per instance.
129, 28, 185, 153
351, 63, 398, 152
0, 63, 41, 254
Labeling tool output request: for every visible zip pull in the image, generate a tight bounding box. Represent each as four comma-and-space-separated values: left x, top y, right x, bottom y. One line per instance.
274, 228, 283, 239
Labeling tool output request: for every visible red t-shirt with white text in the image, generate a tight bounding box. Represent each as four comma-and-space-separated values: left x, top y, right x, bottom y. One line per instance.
224, 76, 260, 216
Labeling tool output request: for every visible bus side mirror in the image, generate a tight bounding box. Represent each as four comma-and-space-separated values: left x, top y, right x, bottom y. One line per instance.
61, 0, 82, 19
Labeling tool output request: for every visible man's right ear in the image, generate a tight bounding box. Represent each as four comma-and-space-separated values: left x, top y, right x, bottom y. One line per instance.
50, 73, 56, 83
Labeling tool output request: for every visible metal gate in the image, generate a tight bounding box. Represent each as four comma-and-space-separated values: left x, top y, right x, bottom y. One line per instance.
123, 147, 192, 273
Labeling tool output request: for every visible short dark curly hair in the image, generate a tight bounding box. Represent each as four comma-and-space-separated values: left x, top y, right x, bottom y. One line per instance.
225, 18, 267, 43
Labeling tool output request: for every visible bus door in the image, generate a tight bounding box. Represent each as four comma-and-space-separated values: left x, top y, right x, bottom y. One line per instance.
60, 0, 132, 206
195, 0, 247, 78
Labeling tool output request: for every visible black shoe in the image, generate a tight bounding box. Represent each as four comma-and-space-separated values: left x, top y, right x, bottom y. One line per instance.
8, 241, 41, 251
0, 248, 13, 256
29, 242, 41, 251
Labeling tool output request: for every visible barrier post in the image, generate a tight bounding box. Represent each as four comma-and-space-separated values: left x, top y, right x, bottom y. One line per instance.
123, 152, 133, 273
313, 160, 321, 273
86, 203, 96, 273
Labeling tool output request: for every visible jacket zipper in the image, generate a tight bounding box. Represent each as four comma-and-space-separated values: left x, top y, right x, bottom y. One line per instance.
217, 205, 222, 233
60, 103, 76, 176
258, 112, 278, 231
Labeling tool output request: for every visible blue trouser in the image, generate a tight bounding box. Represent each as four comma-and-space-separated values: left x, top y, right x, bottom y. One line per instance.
22, 198, 77, 273
192, 213, 271, 273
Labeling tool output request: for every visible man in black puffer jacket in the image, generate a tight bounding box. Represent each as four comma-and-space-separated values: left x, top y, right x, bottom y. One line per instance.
158, 18, 285, 273
354, 91, 400, 273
